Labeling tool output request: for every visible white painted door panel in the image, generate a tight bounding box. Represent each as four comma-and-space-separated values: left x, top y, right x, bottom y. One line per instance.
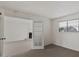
0, 15, 4, 56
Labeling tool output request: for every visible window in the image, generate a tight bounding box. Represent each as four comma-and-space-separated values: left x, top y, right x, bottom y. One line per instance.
59, 21, 67, 32
68, 20, 79, 32
59, 20, 79, 32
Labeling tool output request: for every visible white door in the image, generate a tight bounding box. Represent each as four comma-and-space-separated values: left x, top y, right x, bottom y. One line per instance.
0, 14, 5, 56
33, 21, 44, 49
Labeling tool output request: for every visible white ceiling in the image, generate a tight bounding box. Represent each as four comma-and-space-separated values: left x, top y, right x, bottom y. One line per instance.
0, 1, 79, 19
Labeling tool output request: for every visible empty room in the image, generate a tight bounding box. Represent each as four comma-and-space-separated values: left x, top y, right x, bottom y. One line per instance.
1, 1, 79, 57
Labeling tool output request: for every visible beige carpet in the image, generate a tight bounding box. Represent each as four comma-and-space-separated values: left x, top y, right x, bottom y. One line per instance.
13, 44, 79, 57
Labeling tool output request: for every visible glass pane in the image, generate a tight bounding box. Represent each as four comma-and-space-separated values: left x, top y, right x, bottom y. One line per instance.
59, 21, 67, 32
68, 20, 79, 32
33, 22, 43, 47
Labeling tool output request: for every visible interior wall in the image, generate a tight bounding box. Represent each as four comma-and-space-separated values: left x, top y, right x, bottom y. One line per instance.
4, 16, 33, 42
3, 16, 33, 56
3, 40, 32, 57
51, 12, 79, 52
43, 19, 52, 45
2, 9, 52, 56
3, 8, 52, 46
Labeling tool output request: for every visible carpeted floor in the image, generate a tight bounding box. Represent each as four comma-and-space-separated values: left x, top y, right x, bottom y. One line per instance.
14, 44, 79, 57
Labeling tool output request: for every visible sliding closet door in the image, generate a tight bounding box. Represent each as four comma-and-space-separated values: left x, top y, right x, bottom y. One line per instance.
33, 21, 44, 49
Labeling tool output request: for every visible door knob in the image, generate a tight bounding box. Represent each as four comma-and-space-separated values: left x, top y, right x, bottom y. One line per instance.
0, 38, 6, 40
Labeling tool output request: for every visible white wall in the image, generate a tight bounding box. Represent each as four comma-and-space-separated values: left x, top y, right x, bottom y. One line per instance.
2, 16, 33, 56
43, 19, 52, 45
52, 13, 79, 52
3, 9, 52, 46
4, 16, 33, 42
1, 9, 52, 56
4, 40, 32, 57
